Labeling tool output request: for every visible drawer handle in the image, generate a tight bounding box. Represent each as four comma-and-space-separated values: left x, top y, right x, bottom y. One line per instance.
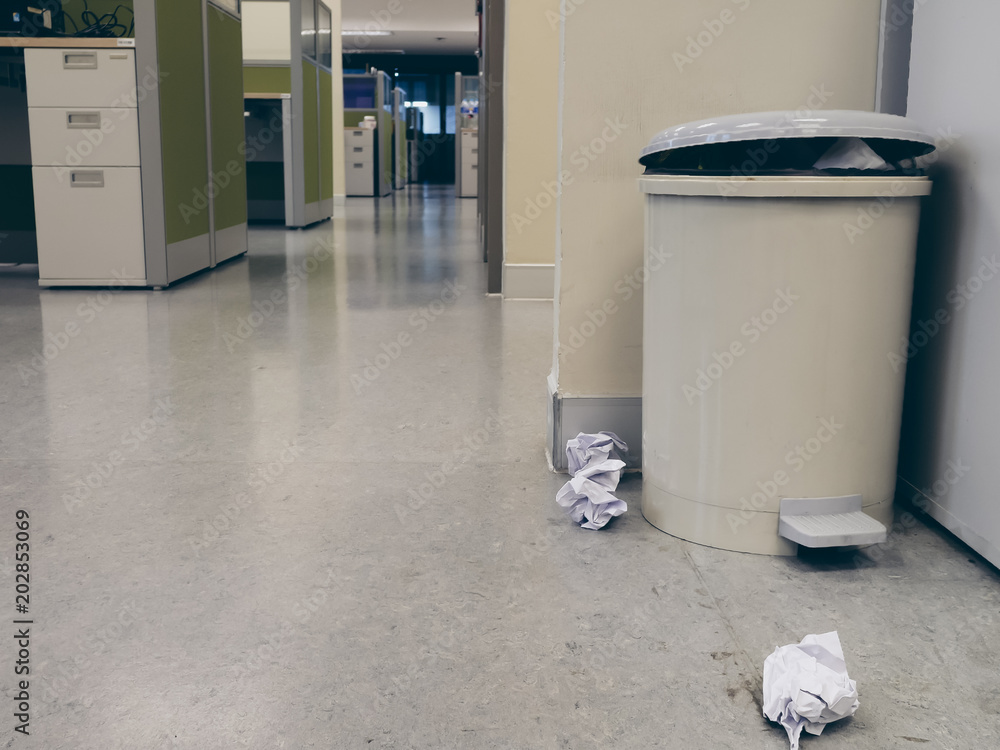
67, 112, 101, 129
354, 163, 364, 168
71, 170, 105, 188
471, 164, 478, 170
470, 148, 478, 154
353, 147, 364, 152
63, 51, 98, 69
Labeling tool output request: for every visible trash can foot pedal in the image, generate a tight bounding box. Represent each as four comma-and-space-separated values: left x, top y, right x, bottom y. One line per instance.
778, 495, 887, 548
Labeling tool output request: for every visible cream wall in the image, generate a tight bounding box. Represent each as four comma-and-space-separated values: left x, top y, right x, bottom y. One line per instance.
242, 1, 292, 61
502, 0, 561, 300
328, 0, 346, 203
553, 0, 883, 397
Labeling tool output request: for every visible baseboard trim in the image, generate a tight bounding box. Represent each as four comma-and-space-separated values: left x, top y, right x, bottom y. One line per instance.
504, 263, 555, 300
215, 223, 247, 263
38, 277, 148, 288
548, 375, 642, 473
304, 201, 323, 226
167, 234, 211, 283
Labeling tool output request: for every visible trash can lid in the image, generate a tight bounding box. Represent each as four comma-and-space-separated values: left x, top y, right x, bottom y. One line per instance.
640, 110, 936, 168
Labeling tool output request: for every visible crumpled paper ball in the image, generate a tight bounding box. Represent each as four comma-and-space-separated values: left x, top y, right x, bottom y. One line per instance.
763, 631, 860, 750
556, 432, 629, 530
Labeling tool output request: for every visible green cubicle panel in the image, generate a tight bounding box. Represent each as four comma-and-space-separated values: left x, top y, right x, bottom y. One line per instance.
320, 68, 333, 203
156, 0, 210, 248
208, 7, 248, 241
244, 66, 292, 95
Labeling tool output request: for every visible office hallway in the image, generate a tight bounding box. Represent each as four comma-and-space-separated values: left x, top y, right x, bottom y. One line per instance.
0, 186, 998, 749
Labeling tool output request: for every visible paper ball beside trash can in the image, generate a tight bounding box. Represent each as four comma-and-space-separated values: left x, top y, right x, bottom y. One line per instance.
638, 111, 937, 556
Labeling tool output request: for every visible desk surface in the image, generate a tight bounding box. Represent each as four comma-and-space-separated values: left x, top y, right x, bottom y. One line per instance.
0, 37, 131, 49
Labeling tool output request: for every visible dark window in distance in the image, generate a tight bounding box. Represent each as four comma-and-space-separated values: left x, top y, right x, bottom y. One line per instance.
344, 77, 377, 109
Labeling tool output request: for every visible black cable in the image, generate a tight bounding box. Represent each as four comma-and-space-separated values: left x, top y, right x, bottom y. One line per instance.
81, 2, 99, 28
52, 3, 136, 39
117, 5, 136, 37
58, 11, 79, 35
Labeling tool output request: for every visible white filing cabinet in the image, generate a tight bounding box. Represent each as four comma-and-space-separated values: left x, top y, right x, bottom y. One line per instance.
460, 129, 478, 198
25, 48, 146, 285
344, 128, 375, 197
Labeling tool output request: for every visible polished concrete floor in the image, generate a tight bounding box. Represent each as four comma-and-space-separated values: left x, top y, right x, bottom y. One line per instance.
1, 185, 998, 749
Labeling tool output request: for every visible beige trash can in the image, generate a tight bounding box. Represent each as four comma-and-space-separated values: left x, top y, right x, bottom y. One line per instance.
638, 111, 936, 555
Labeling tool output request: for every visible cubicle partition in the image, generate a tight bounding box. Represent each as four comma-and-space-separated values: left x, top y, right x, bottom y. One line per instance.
208, 5, 248, 263
0, 0, 248, 287
242, 0, 336, 227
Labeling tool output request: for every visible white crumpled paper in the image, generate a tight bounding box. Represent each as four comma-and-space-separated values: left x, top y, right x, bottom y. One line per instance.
814, 137, 890, 171
556, 432, 628, 530
763, 631, 860, 750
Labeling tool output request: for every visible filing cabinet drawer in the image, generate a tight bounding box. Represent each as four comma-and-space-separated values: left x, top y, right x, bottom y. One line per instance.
461, 162, 478, 197
25, 49, 137, 108
346, 142, 374, 161
461, 131, 479, 155
345, 128, 375, 150
345, 160, 374, 196
32, 166, 146, 281
346, 154, 374, 170
28, 107, 140, 167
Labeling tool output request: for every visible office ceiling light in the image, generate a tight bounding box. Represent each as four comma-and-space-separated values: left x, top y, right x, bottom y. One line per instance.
404, 102, 429, 108
342, 30, 393, 36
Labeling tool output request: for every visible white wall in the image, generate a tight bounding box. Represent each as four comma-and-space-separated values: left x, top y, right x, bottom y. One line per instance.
897, 0, 1000, 568
242, 0, 292, 61
552, 0, 884, 400
502, 0, 561, 300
